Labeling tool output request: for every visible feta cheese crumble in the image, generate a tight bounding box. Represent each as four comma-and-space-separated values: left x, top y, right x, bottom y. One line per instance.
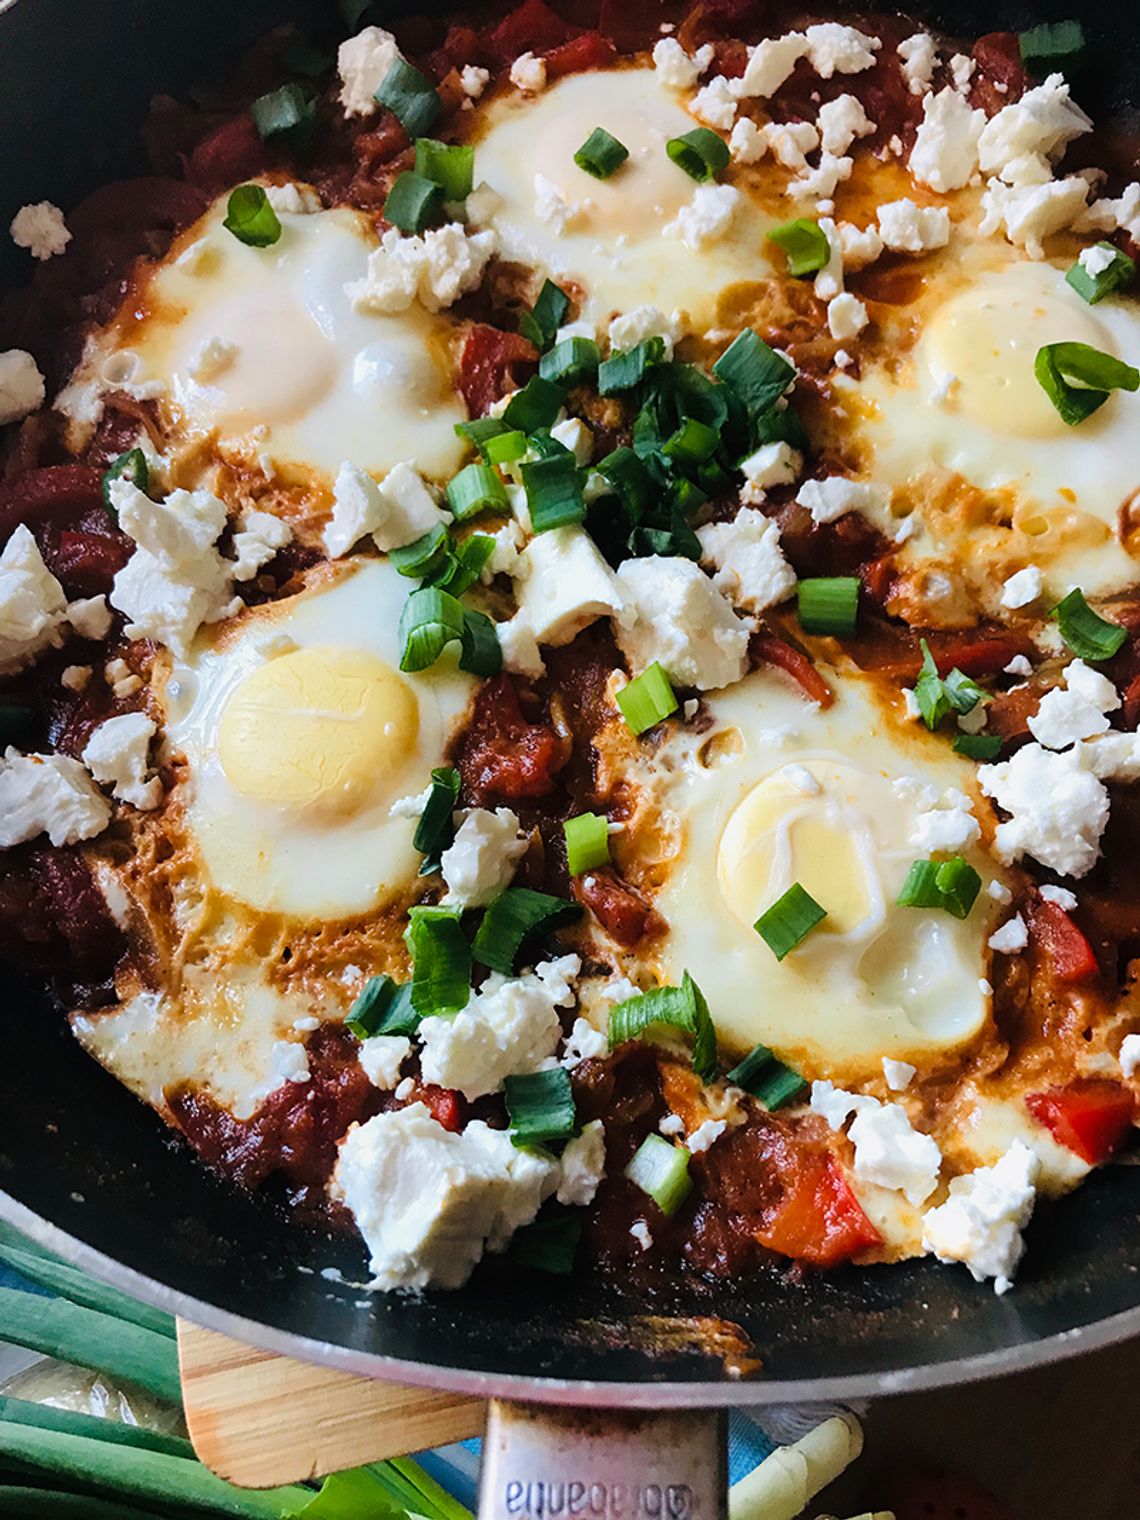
440, 807, 528, 909
513, 527, 628, 647
608, 306, 681, 360
333, 1103, 559, 1290
325, 460, 446, 558
810, 1081, 941, 1205
827, 292, 868, 340
691, 76, 737, 130
10, 201, 71, 260
897, 33, 937, 95
0, 748, 110, 848
909, 88, 985, 193
614, 557, 750, 691
988, 914, 1028, 954
557, 1119, 607, 1205
796, 476, 889, 524
358, 1034, 412, 1089
922, 1141, 1039, 1293
664, 184, 742, 249
347, 224, 497, 315
337, 26, 403, 118
1000, 565, 1042, 610
697, 508, 797, 614
980, 743, 1109, 878
1120, 1034, 1140, 1078
877, 199, 952, 253
817, 95, 875, 155
560, 1016, 609, 1069
0, 349, 46, 425
0, 524, 68, 674
510, 52, 546, 92
82, 714, 162, 811
651, 37, 713, 89
883, 1058, 916, 1091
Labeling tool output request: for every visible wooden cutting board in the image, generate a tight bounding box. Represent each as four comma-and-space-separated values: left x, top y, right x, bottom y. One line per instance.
176, 1319, 485, 1487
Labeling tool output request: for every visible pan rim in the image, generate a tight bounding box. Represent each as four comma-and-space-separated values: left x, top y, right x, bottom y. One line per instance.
4, 1188, 1139, 1407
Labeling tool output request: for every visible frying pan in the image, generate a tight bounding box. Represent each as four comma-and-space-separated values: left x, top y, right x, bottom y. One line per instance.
3, 0, 1140, 1503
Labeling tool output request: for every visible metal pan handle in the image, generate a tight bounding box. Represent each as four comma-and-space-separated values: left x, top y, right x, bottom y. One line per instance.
478, 1400, 727, 1520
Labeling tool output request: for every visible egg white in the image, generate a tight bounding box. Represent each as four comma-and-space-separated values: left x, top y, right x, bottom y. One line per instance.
119, 195, 468, 485
471, 66, 776, 329
653, 666, 1010, 1086
853, 249, 1140, 603
163, 558, 475, 920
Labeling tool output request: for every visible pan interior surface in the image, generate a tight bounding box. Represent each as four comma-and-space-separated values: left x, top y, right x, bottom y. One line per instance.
2, 0, 1140, 1398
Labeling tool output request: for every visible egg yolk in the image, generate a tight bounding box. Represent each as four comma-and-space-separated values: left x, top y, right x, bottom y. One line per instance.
920, 274, 1114, 439
717, 766, 881, 944
218, 645, 418, 819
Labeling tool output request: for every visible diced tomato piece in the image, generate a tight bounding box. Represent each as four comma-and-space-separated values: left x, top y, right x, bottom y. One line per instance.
573, 867, 659, 947
185, 115, 267, 190
455, 673, 568, 802
752, 636, 834, 708
0, 465, 104, 544
757, 1155, 882, 1268
1026, 1080, 1135, 1165
544, 31, 617, 80
925, 635, 1029, 679
973, 32, 1030, 93
1028, 900, 1099, 985
488, 0, 577, 66
416, 1084, 463, 1132
459, 325, 539, 419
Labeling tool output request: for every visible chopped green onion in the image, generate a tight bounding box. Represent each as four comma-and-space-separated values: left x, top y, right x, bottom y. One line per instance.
503, 374, 566, 432
754, 882, 827, 961
455, 415, 509, 452
662, 416, 720, 466
574, 127, 629, 179
617, 661, 678, 735
397, 586, 465, 672
897, 856, 981, 919
564, 812, 611, 875
222, 184, 281, 247
472, 887, 582, 975
250, 82, 315, 145
389, 522, 450, 578
953, 733, 1002, 761
725, 1042, 805, 1107
508, 1214, 582, 1274
101, 447, 148, 511
428, 532, 496, 596
459, 607, 502, 676
538, 335, 600, 385
666, 126, 730, 182
1034, 341, 1140, 426
446, 461, 508, 521
404, 905, 471, 1016
1019, 19, 1084, 69
597, 446, 653, 520
713, 329, 795, 423
346, 974, 418, 1038
383, 170, 443, 233
608, 971, 717, 1079
521, 453, 586, 532
528, 428, 572, 461
1066, 242, 1136, 305
1051, 586, 1128, 660
768, 218, 831, 277
519, 279, 570, 351
797, 576, 859, 635
505, 1067, 577, 1147
374, 57, 440, 137
598, 336, 667, 396
412, 765, 460, 859
483, 429, 528, 465
414, 137, 474, 200
625, 1134, 693, 1215
934, 856, 982, 919
913, 639, 987, 729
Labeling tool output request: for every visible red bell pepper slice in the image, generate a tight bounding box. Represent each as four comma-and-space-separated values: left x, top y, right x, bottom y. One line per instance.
1026, 1080, 1134, 1165
1028, 900, 1099, 985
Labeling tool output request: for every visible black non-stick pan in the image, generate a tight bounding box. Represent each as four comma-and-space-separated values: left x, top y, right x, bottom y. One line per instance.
3, 0, 1140, 1503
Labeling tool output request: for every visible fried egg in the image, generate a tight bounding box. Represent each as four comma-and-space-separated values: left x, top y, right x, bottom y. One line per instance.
112, 195, 467, 484
653, 667, 1011, 1086
471, 67, 776, 328
163, 559, 475, 919
854, 250, 1140, 601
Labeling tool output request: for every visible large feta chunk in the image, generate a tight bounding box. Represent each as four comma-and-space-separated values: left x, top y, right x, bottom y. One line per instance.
733, 33, 809, 99
897, 33, 937, 95
10, 201, 71, 260
614, 557, 750, 691
979, 176, 1090, 258
325, 461, 445, 557
804, 23, 880, 77
922, 1141, 1039, 1293
789, 152, 852, 201
663, 185, 742, 249
358, 1034, 412, 1089
333, 1104, 559, 1290
796, 476, 889, 524
877, 198, 951, 253
810, 1080, 941, 1204
230, 509, 292, 582
560, 1015, 609, 1068
909, 88, 985, 192
697, 508, 797, 614
0, 524, 68, 674
1027, 661, 1118, 751
691, 75, 737, 130
817, 94, 875, 155
418, 955, 581, 1100
81, 713, 162, 811
347, 224, 497, 315
0, 748, 110, 848
0, 349, 46, 425
979, 742, 1109, 878
607, 306, 681, 360
909, 796, 980, 853
337, 26, 403, 118
513, 527, 627, 647
440, 807, 528, 909
651, 37, 713, 90
557, 1119, 607, 1206
738, 442, 803, 502
1077, 182, 1140, 241
977, 73, 1092, 180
